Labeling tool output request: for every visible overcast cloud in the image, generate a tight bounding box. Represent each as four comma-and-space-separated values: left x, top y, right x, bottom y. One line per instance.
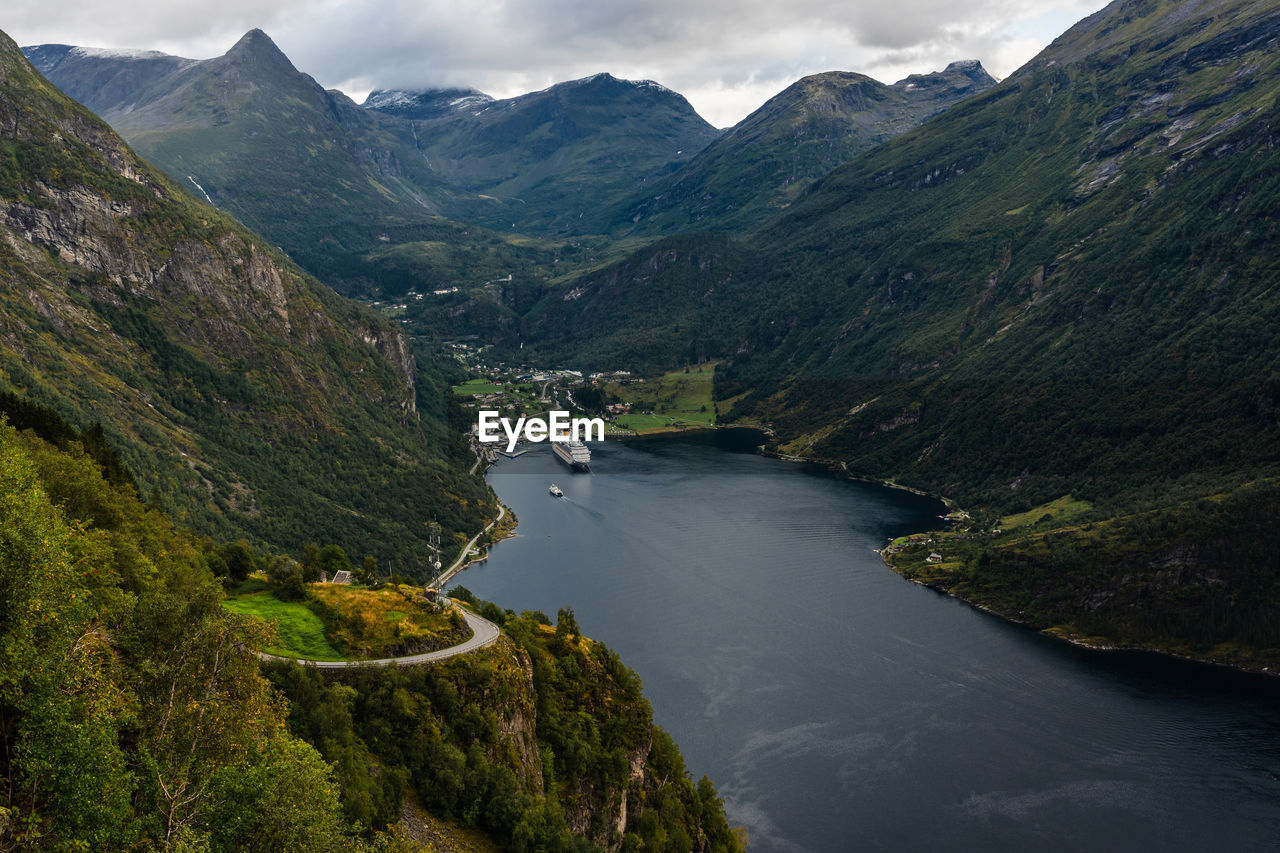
6, 0, 1109, 127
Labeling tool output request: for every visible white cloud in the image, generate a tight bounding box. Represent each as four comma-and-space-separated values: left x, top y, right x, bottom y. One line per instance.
5, 0, 1110, 128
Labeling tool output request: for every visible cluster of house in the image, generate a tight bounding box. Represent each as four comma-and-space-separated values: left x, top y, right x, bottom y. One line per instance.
881, 534, 945, 564
513, 369, 584, 383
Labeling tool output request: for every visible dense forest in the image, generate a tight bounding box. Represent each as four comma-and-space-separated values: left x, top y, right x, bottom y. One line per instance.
0, 411, 356, 850
0, 399, 741, 850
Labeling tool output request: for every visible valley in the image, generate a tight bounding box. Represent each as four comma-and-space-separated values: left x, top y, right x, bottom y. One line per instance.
4, 0, 1280, 848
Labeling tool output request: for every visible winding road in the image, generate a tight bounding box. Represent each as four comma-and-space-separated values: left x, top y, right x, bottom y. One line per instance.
258, 606, 501, 668
436, 501, 507, 585
257, 500, 509, 668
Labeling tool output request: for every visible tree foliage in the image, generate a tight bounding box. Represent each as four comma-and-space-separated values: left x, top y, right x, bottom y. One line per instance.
266, 603, 743, 852
0, 417, 350, 851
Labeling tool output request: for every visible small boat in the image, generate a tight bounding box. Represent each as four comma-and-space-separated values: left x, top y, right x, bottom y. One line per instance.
549, 483, 564, 497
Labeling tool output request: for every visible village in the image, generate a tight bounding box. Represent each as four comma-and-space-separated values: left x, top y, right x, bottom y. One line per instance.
445, 342, 722, 441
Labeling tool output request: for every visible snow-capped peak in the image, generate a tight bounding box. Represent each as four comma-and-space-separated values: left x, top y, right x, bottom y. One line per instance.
69, 46, 179, 61
365, 89, 417, 110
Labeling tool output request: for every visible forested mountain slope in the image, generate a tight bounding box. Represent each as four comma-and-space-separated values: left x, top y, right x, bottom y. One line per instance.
0, 29, 491, 574
608, 61, 995, 236
0, 415, 355, 850
0, 407, 741, 851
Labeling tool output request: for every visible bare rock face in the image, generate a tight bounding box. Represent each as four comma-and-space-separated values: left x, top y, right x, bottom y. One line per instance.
496, 644, 545, 797
360, 325, 418, 418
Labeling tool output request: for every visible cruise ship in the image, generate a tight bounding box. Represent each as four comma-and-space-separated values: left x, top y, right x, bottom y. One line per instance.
552, 439, 591, 471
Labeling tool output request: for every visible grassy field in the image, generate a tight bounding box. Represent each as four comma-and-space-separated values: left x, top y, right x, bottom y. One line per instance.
452, 378, 504, 396
614, 413, 708, 432
221, 591, 343, 661
1001, 495, 1093, 529
309, 584, 467, 658
607, 363, 718, 434
223, 582, 467, 660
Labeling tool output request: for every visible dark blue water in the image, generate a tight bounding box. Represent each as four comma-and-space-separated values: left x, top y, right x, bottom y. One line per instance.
456, 431, 1280, 852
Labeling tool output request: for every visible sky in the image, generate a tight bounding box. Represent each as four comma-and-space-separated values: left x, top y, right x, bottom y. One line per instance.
7, 0, 1111, 127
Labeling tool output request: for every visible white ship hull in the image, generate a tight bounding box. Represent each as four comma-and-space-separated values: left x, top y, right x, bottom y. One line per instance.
552, 439, 591, 471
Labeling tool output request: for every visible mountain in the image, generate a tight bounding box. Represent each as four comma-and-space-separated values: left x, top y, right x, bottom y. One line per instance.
609, 60, 996, 235
25, 33, 721, 296
366, 71, 724, 234
364, 85, 495, 119
0, 28, 492, 574
520, 0, 1280, 668
21, 42, 197, 107
22, 30, 498, 292
2, 33, 741, 853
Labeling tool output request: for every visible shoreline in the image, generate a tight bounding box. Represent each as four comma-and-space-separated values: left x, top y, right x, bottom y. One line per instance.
883, 558, 1279, 680
757, 445, 954, 507
442, 452, 521, 587
467, 427, 1278, 681
437, 492, 512, 586
757, 441, 1280, 681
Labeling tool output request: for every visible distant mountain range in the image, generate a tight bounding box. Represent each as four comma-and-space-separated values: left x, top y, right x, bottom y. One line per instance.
24, 30, 465, 292
364, 72, 723, 234
24, 31, 994, 297
24, 32, 725, 242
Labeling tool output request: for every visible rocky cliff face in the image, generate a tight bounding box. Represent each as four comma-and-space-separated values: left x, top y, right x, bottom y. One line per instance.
484, 639, 546, 797
359, 325, 418, 419
451, 630, 725, 852
0, 28, 492, 573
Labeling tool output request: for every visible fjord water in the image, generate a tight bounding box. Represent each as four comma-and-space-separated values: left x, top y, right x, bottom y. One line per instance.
459, 432, 1280, 852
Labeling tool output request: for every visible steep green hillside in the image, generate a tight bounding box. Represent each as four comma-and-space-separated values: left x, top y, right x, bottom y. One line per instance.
741, 0, 1280, 510
519, 0, 1280, 667
0, 29, 492, 575
0, 415, 355, 851
608, 61, 995, 236
519, 233, 760, 372
267, 595, 742, 851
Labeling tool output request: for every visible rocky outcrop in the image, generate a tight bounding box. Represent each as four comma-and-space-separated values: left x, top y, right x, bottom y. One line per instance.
488, 640, 545, 797
360, 325, 418, 418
